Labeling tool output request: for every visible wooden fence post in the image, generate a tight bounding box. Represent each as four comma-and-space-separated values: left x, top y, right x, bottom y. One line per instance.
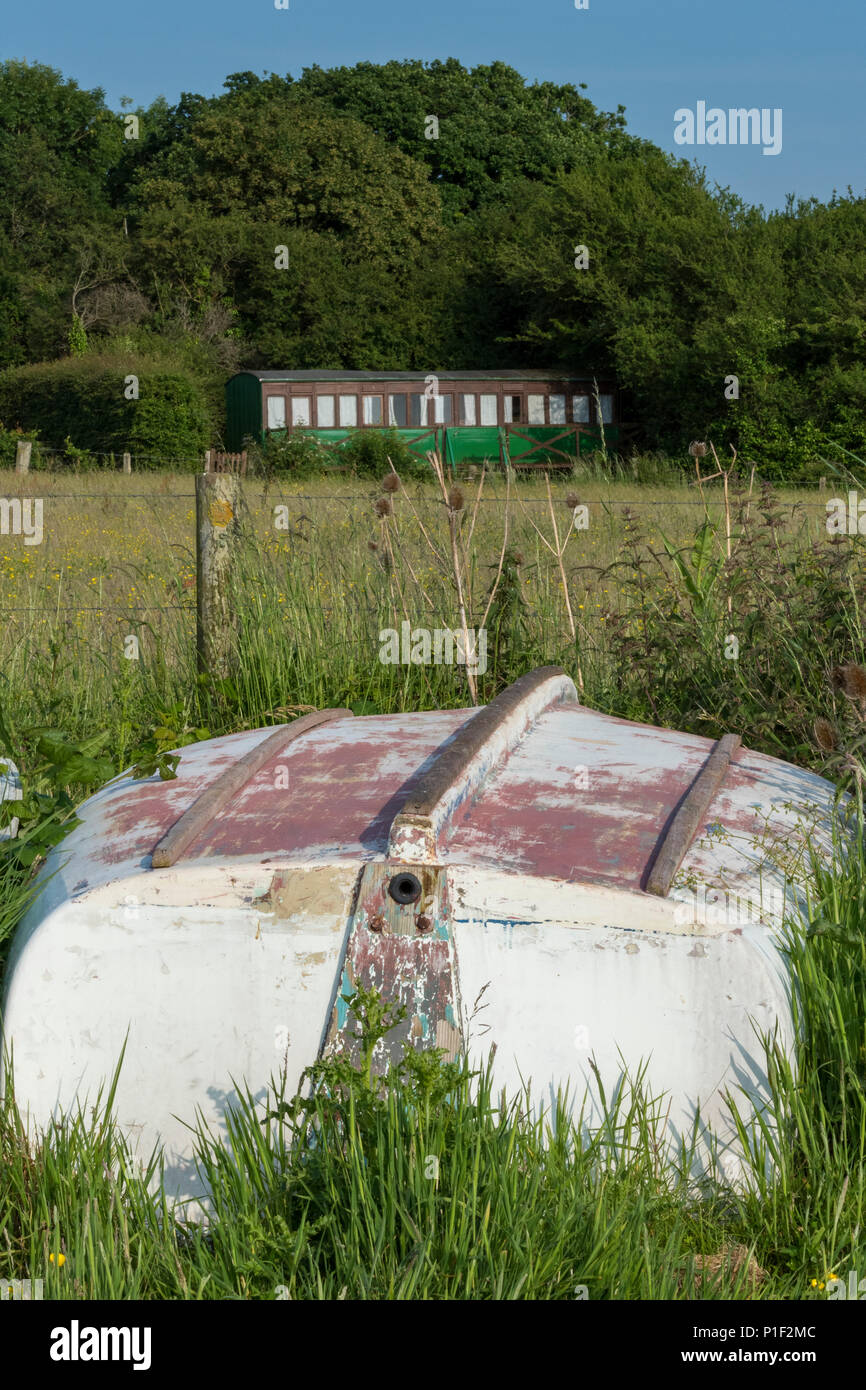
122, 452, 132, 474
196, 470, 241, 680
14, 440, 32, 474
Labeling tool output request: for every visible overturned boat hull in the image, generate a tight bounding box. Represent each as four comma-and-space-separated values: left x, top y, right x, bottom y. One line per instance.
1, 669, 842, 1197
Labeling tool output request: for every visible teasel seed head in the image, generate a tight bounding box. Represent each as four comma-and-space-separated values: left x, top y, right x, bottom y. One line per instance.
833, 663, 866, 702
813, 717, 837, 753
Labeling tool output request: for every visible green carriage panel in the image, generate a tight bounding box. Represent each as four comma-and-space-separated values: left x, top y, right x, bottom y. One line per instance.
444, 427, 505, 467
225, 373, 263, 451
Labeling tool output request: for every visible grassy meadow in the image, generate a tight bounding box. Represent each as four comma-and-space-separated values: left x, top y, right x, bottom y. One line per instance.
1, 451, 866, 1300
1, 456, 862, 761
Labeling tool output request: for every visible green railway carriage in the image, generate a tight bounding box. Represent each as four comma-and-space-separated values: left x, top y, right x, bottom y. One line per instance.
225, 369, 621, 467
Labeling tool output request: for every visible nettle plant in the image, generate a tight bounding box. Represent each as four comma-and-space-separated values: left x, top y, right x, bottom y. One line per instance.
266, 982, 472, 1157
127, 696, 213, 781
0, 697, 211, 875
0, 709, 115, 870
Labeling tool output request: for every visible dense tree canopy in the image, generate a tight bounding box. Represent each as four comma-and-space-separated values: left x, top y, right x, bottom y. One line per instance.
0, 60, 124, 365
286, 59, 632, 217
1, 55, 865, 467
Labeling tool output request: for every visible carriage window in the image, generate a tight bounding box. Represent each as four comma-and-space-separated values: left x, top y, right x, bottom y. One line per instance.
339, 395, 358, 427
432, 393, 452, 424
316, 395, 335, 427
598, 394, 614, 424
389, 394, 408, 426
291, 397, 312, 427
503, 395, 523, 423
573, 395, 590, 423
459, 394, 476, 425
409, 393, 427, 427
363, 396, 383, 425
549, 394, 566, 425
266, 395, 286, 430
527, 394, 545, 424
479, 394, 498, 425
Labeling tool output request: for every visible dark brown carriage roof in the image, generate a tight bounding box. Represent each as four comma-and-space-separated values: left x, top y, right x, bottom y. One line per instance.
233, 369, 609, 384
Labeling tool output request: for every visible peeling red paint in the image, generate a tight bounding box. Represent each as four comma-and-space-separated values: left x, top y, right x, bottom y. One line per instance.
44, 703, 836, 918
179, 712, 472, 862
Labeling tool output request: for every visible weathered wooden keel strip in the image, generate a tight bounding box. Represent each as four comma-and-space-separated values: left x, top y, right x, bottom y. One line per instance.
388, 665, 579, 862
324, 666, 581, 1066
325, 860, 462, 1067
645, 732, 742, 897
151, 707, 353, 868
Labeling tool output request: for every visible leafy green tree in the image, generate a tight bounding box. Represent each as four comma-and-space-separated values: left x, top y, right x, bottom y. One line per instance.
0, 60, 123, 366
445, 148, 793, 452
291, 58, 633, 217
67, 314, 88, 356
124, 91, 447, 366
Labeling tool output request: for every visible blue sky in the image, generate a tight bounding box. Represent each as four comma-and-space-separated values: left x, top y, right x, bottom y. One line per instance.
5, 0, 864, 210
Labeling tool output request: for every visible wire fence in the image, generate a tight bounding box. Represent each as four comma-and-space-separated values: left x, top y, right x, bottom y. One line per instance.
0, 487, 840, 507
1, 605, 192, 613
4, 448, 205, 465
0, 462, 851, 625
2, 442, 847, 502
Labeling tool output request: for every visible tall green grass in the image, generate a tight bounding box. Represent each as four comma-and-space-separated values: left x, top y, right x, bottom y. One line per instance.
0, 467, 862, 774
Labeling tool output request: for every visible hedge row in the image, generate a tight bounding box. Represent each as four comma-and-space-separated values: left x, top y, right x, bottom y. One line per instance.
0, 356, 213, 464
